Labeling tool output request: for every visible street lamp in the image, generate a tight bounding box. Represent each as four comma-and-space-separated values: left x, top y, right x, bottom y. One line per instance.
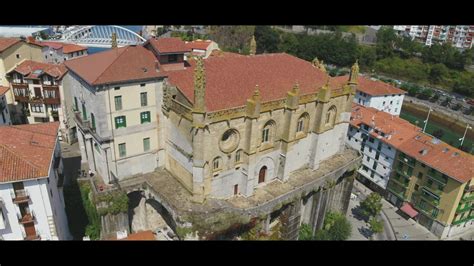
423, 107, 433, 133
459, 124, 472, 147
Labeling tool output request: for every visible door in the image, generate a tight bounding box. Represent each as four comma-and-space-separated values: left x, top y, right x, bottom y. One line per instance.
258, 166, 267, 184
234, 184, 238, 195
34, 87, 41, 98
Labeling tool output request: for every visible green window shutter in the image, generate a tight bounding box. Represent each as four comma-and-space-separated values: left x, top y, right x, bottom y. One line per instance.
118, 143, 126, 157
91, 113, 96, 129
73, 97, 78, 111
115, 116, 126, 129
141, 92, 147, 107
140, 111, 150, 124
143, 138, 150, 152
115, 96, 122, 111
82, 103, 87, 121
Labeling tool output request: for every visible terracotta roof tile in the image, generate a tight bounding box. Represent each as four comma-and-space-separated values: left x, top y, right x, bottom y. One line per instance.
166, 53, 335, 112
350, 105, 473, 183
62, 43, 88, 54
10, 60, 68, 79
334, 75, 405, 96
110, 230, 156, 240
0, 122, 59, 183
0, 86, 9, 95
185, 40, 213, 50
0, 37, 21, 53
64, 45, 164, 86
146, 37, 191, 54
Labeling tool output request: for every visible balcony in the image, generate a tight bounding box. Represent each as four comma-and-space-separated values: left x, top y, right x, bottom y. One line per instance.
14, 94, 29, 103
413, 201, 438, 218
17, 211, 36, 224
390, 174, 410, 188
11, 190, 30, 204
423, 185, 443, 197
43, 96, 60, 105
74, 111, 92, 132
461, 194, 474, 203
387, 185, 406, 200
456, 203, 472, 213
427, 173, 447, 185
22, 231, 41, 240
419, 191, 440, 206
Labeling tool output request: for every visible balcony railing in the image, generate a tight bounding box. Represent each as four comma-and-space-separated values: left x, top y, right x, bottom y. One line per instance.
74, 111, 92, 132
461, 194, 474, 203
419, 191, 440, 206
414, 201, 438, 218
17, 210, 36, 224
427, 172, 447, 185
390, 174, 409, 188
456, 204, 472, 213
452, 214, 474, 225
11, 190, 30, 204
422, 185, 443, 197
387, 185, 406, 200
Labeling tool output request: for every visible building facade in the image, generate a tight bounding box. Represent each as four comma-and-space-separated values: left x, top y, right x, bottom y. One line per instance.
0, 37, 43, 88
185, 40, 219, 59
64, 38, 362, 239
0, 86, 11, 125
5, 60, 73, 142
347, 104, 473, 239
0, 122, 71, 240
37, 40, 88, 64
393, 25, 474, 50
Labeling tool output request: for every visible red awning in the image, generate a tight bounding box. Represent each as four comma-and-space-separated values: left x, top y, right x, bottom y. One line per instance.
400, 202, 419, 218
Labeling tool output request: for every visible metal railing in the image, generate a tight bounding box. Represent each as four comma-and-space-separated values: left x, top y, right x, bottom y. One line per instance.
11, 189, 30, 203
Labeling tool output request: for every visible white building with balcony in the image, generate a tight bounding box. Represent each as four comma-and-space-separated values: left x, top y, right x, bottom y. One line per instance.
0, 122, 71, 240
346, 104, 419, 194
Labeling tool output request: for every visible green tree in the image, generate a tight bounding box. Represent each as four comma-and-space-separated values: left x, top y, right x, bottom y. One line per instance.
254, 26, 280, 54
375, 26, 398, 59
360, 192, 383, 219
298, 223, 313, 240
277, 32, 299, 55
358, 45, 377, 69
453, 72, 474, 97
209, 26, 255, 54
368, 217, 384, 239
418, 88, 434, 100
429, 63, 449, 84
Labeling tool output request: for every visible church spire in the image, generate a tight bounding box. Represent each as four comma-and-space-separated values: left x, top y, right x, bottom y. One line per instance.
111, 32, 118, 49
193, 56, 206, 113
349, 60, 359, 84
250, 35, 257, 55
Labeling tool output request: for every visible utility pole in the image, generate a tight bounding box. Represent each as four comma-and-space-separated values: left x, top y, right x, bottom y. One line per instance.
459, 124, 472, 147
423, 107, 433, 133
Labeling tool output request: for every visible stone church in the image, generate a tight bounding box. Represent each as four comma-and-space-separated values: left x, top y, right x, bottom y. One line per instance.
64, 37, 361, 239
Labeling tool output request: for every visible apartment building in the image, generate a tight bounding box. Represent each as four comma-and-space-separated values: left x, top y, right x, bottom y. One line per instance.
0, 86, 11, 125
184, 40, 219, 59
0, 122, 71, 240
393, 25, 474, 49
347, 104, 473, 239
36, 40, 88, 64
5, 60, 73, 142
333, 75, 406, 116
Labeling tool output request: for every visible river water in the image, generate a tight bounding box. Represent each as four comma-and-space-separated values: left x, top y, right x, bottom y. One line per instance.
87, 25, 143, 54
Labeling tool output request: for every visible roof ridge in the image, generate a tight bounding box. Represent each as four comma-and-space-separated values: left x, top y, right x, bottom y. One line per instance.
10, 123, 57, 137
92, 46, 130, 84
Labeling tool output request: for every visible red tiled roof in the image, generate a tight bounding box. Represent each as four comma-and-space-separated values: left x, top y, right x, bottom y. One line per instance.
209, 50, 243, 58
185, 40, 213, 50
146, 37, 191, 54
166, 53, 335, 112
0, 122, 59, 183
350, 104, 473, 183
64, 45, 164, 86
37, 41, 63, 50
10, 60, 68, 79
0, 37, 21, 53
110, 230, 156, 240
333, 75, 406, 96
0, 86, 9, 96
62, 43, 87, 54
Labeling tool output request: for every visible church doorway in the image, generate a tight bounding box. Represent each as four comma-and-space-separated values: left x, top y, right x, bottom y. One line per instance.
259, 166, 267, 184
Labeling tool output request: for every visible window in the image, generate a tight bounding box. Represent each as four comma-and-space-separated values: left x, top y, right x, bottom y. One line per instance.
140, 83, 146, 87
114, 87, 120, 90
366, 156, 370, 162
168, 54, 178, 62
115, 116, 126, 129
235, 150, 242, 163
50, 189, 53, 198
73, 97, 78, 111
142, 138, 150, 152
91, 113, 96, 130
369, 147, 373, 153
427, 179, 433, 186
414, 184, 419, 191
140, 92, 148, 107
326, 106, 337, 125
31, 104, 43, 113
16, 53, 20, 59
213, 157, 221, 170
94, 143, 100, 153
368, 137, 375, 143
140, 111, 151, 124
417, 172, 423, 179
118, 143, 126, 157
114, 96, 122, 111
372, 161, 378, 170
297, 118, 304, 133
262, 121, 275, 144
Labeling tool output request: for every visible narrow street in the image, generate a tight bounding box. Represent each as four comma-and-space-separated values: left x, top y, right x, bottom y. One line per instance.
347, 179, 438, 241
